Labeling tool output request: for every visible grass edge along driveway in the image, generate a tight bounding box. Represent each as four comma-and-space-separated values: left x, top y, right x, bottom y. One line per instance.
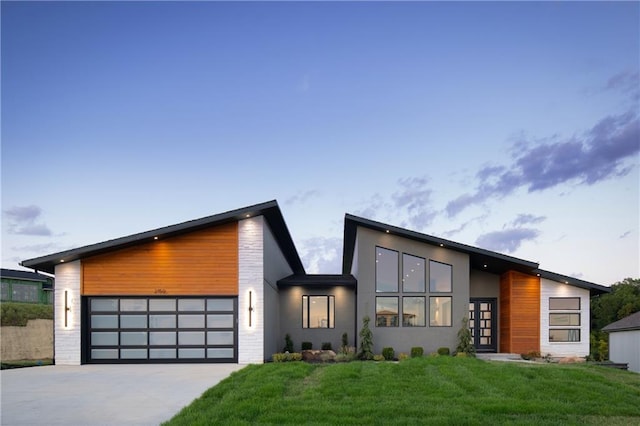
164, 356, 640, 425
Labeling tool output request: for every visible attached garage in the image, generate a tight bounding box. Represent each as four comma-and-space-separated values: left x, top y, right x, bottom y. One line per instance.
21, 201, 305, 365
86, 297, 237, 363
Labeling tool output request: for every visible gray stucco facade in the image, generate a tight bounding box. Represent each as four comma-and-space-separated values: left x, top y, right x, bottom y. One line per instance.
352, 227, 470, 355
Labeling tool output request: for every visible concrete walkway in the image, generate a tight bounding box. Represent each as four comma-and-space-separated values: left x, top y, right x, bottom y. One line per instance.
0, 363, 245, 426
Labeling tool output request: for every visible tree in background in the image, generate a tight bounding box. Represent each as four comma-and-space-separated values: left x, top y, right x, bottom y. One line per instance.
590, 278, 640, 360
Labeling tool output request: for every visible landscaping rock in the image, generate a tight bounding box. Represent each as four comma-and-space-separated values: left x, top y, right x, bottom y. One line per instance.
558, 357, 586, 364
301, 349, 336, 362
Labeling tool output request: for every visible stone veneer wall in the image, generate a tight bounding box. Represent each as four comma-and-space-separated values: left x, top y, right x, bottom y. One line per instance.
1, 319, 53, 361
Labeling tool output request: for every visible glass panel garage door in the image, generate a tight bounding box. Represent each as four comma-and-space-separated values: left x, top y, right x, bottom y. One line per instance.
87, 297, 237, 363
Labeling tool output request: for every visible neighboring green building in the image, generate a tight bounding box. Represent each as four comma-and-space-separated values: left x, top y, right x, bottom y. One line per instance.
1, 268, 53, 304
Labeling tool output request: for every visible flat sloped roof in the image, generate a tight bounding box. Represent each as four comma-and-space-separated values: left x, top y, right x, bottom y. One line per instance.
21, 200, 305, 275
1, 268, 53, 282
342, 213, 610, 296
278, 274, 356, 287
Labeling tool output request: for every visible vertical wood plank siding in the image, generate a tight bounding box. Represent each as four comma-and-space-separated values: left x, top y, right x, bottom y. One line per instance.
82, 222, 238, 295
499, 271, 540, 353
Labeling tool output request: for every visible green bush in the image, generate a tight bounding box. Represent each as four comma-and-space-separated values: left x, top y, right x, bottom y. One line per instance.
398, 353, 409, 361
321, 342, 332, 351
410, 347, 424, 358
373, 354, 385, 361
382, 347, 395, 360
437, 347, 450, 356
272, 352, 302, 362
341, 332, 348, 348
358, 316, 374, 360
301, 342, 313, 350
455, 317, 476, 357
283, 333, 294, 353
0, 302, 53, 326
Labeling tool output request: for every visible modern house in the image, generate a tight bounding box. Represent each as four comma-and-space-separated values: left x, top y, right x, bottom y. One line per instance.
602, 311, 640, 373
1, 268, 54, 305
20, 200, 610, 365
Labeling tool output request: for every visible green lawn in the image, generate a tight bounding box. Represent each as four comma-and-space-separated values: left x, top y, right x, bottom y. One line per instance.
164, 357, 640, 425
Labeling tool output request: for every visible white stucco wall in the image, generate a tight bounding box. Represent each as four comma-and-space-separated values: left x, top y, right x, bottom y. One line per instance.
238, 216, 264, 364
540, 279, 590, 357
609, 330, 640, 373
54, 261, 82, 365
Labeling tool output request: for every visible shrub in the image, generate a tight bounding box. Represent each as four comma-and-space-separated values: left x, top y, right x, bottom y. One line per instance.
455, 317, 476, 357
321, 342, 333, 351
358, 316, 374, 360
373, 354, 385, 361
456, 352, 467, 358
335, 347, 356, 362
437, 347, 450, 356
301, 342, 313, 350
398, 353, 409, 361
283, 334, 294, 353
382, 347, 394, 360
0, 302, 53, 326
342, 332, 349, 348
410, 347, 424, 358
272, 352, 302, 362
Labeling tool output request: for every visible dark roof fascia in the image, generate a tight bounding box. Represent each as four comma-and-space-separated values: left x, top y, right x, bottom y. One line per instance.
21, 200, 305, 275
0, 268, 53, 282
602, 311, 640, 332
342, 214, 539, 275
535, 269, 611, 296
278, 274, 356, 288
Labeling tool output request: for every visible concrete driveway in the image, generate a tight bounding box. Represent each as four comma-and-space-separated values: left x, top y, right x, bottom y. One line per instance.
0, 363, 244, 426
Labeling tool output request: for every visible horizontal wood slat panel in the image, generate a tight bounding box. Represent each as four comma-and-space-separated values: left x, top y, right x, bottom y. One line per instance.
82, 222, 238, 296
500, 271, 540, 353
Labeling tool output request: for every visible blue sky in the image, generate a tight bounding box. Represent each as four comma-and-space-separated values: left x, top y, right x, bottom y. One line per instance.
2, 1, 638, 286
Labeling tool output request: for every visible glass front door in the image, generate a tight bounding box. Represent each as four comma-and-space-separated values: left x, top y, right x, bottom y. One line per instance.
469, 298, 497, 352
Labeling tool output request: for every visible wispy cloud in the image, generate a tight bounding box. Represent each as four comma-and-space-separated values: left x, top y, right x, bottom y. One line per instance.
476, 228, 540, 253
619, 230, 632, 239
447, 109, 639, 217
285, 190, 320, 206
511, 214, 546, 228
353, 176, 437, 231
3, 205, 53, 236
606, 70, 640, 101
298, 236, 342, 274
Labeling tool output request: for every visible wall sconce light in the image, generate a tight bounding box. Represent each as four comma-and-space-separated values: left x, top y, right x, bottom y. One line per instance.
64, 290, 71, 327
248, 291, 254, 327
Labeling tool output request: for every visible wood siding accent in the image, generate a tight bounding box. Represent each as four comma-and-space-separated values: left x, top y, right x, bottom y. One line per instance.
82, 222, 238, 296
499, 271, 540, 353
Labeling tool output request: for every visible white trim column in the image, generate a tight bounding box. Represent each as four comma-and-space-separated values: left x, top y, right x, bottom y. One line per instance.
238, 216, 264, 364
54, 261, 82, 365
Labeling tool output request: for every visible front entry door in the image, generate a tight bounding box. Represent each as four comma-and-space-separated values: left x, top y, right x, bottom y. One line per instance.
469, 298, 497, 352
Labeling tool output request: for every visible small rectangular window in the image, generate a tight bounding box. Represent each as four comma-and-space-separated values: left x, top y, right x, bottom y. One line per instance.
549, 297, 580, 310
302, 295, 335, 328
429, 261, 452, 292
403, 254, 425, 292
376, 247, 399, 292
549, 313, 580, 326
430, 296, 452, 327
549, 329, 580, 342
376, 297, 399, 327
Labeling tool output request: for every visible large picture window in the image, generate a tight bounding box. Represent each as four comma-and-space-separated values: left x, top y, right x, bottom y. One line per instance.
430, 296, 452, 327
402, 297, 425, 327
429, 261, 452, 292
549, 297, 580, 310
376, 247, 398, 292
403, 254, 425, 292
302, 296, 335, 329
376, 297, 399, 327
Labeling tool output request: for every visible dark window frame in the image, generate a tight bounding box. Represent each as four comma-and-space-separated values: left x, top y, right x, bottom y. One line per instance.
549, 329, 581, 342
549, 313, 581, 327
429, 296, 453, 327
376, 246, 399, 293
302, 295, 335, 329
549, 297, 581, 310
376, 296, 399, 327
402, 296, 426, 327
429, 260, 453, 293
402, 253, 426, 293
